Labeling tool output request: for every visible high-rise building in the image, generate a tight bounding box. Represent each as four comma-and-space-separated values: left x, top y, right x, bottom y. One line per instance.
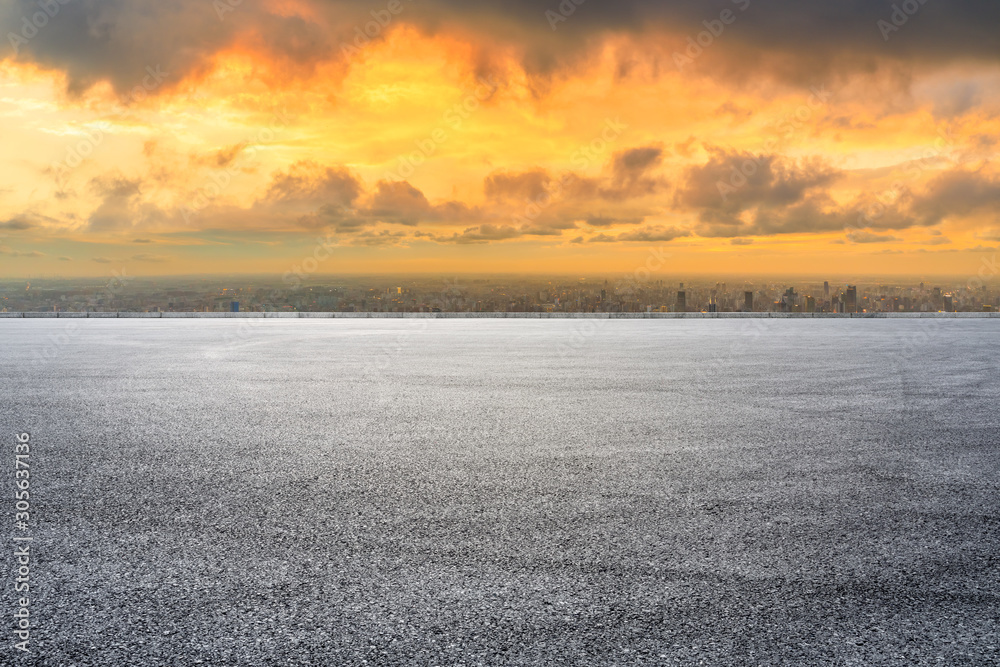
230, 301, 240, 312
676, 290, 686, 312
744, 291, 753, 312
824, 281, 830, 297
845, 286, 857, 313
943, 294, 954, 312
805, 295, 816, 313
781, 287, 798, 312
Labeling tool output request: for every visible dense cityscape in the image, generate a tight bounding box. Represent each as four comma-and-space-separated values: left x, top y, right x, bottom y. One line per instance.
1, 274, 996, 314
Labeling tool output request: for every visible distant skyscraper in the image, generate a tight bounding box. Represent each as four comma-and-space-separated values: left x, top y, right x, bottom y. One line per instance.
676, 290, 686, 312
943, 294, 954, 312
744, 291, 753, 312
845, 286, 857, 313
781, 287, 797, 312
824, 281, 830, 297
231, 301, 240, 312
805, 295, 815, 313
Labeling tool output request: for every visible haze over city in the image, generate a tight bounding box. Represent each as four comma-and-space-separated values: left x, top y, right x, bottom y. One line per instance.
3, 273, 998, 314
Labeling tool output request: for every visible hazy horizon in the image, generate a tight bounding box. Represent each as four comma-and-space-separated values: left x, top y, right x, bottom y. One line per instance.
2, 268, 997, 282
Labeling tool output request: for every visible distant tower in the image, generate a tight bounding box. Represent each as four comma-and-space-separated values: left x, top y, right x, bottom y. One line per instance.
781, 287, 798, 313
845, 286, 857, 313
744, 291, 753, 312
230, 301, 240, 312
824, 281, 830, 298
676, 290, 686, 312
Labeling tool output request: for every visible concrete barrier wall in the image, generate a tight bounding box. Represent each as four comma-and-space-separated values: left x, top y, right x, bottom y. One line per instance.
1, 311, 998, 319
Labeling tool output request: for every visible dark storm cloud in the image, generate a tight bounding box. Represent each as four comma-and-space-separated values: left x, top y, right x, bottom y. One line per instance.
582, 225, 689, 243
909, 170, 1000, 225
601, 146, 665, 200
678, 149, 840, 215
433, 224, 523, 244
484, 170, 551, 202
0, 217, 33, 230
846, 230, 901, 244
222, 162, 486, 233
1, 0, 336, 95
369, 181, 482, 226
676, 149, 844, 236
614, 225, 689, 242
342, 230, 408, 246
583, 216, 644, 227
3, 0, 998, 94
672, 149, 974, 238
264, 162, 362, 208
369, 181, 431, 224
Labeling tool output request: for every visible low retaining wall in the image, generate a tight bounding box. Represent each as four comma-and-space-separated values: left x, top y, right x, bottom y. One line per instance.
1, 311, 998, 319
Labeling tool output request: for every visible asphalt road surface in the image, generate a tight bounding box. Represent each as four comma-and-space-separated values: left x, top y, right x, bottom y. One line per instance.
1, 319, 998, 665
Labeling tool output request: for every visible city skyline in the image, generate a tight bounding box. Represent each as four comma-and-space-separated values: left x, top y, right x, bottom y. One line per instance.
4, 273, 996, 314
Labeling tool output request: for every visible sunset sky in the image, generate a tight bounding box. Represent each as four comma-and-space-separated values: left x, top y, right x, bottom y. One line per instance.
1, 0, 999, 277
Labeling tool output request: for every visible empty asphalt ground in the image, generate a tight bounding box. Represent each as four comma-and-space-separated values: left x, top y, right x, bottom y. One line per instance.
1, 319, 998, 665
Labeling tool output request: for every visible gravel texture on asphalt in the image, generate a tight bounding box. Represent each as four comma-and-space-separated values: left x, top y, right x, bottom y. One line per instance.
1, 319, 998, 666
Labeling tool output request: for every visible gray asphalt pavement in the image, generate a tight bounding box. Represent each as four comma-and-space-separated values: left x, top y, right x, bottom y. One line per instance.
1, 319, 998, 665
